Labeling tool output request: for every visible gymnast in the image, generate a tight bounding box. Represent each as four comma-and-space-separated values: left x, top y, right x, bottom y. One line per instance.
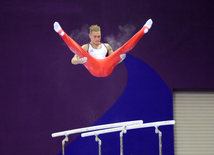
53, 19, 153, 77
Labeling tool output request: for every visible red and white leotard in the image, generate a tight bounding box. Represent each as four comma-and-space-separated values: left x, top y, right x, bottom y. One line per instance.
57, 21, 151, 77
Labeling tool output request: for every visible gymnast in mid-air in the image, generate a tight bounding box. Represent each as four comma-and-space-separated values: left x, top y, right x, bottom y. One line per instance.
53, 19, 153, 77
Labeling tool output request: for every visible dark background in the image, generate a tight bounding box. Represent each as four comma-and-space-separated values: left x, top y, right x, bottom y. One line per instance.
0, 0, 213, 154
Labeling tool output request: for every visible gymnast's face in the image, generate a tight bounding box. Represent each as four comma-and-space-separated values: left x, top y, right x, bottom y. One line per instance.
89, 31, 101, 45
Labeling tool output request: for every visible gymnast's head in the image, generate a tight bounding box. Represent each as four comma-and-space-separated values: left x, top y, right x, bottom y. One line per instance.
89, 25, 101, 45
89, 25, 101, 33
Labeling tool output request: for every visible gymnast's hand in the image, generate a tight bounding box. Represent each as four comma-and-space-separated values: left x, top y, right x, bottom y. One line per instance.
118, 54, 126, 63
71, 55, 87, 65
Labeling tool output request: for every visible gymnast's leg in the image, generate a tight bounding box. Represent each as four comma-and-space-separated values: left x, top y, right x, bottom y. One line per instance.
53, 22, 90, 59
109, 19, 153, 60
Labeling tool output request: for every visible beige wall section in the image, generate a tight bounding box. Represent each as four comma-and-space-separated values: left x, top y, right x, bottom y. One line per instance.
173, 91, 214, 155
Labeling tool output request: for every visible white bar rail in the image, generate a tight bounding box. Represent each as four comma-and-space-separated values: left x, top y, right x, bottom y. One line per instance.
51, 120, 143, 138
81, 120, 175, 137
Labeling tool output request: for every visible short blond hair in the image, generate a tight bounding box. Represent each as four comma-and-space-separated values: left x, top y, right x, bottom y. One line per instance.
89, 25, 101, 34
